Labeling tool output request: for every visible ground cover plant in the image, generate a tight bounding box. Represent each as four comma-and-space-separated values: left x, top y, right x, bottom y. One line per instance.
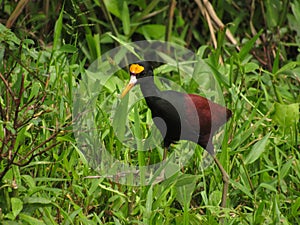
0, 0, 299, 224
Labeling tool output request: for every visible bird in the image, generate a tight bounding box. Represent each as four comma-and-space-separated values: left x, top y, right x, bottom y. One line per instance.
120, 61, 232, 207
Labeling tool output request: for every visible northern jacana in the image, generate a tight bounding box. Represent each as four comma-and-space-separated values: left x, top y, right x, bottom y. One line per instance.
121, 61, 232, 207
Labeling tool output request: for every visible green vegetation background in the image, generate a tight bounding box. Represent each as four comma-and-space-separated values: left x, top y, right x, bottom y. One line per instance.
0, 0, 299, 224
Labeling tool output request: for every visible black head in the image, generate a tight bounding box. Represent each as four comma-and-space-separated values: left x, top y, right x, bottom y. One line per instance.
129, 61, 153, 78
121, 61, 153, 98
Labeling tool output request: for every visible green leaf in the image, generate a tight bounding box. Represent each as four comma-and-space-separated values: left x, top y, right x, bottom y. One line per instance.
280, 158, 293, 179
53, 6, 64, 50
209, 190, 222, 206
14, 126, 27, 150
85, 33, 101, 61
11, 197, 23, 218
196, 45, 209, 59
134, 103, 145, 168
175, 174, 197, 207
231, 179, 253, 199
206, 59, 230, 88
144, 185, 153, 223
245, 133, 271, 164
59, 44, 78, 54
273, 103, 299, 130
272, 50, 280, 74
275, 61, 299, 75
106, 33, 141, 59
23, 197, 52, 204
21, 175, 36, 189
133, 104, 142, 140
122, 1, 130, 36
104, 0, 122, 18
98, 183, 128, 199
112, 96, 129, 142
254, 201, 266, 224
238, 29, 263, 61
291, 197, 300, 217
19, 213, 46, 225
244, 62, 259, 73
28, 82, 41, 100
137, 25, 166, 40
265, 0, 280, 28
258, 182, 277, 192
288, 0, 300, 42
0, 23, 20, 46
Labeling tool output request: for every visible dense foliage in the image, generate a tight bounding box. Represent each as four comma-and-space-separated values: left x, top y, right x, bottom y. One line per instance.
0, 0, 299, 224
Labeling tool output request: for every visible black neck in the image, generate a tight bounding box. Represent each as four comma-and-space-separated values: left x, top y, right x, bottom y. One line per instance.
138, 76, 160, 98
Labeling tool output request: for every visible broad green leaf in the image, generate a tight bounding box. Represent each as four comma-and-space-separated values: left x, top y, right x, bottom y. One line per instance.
0, 23, 20, 46
11, 198, 23, 218
135, 0, 161, 21
273, 103, 299, 130
21, 175, 36, 189
275, 61, 299, 75
209, 190, 222, 206
137, 24, 166, 40
245, 133, 271, 164
291, 197, 300, 217
244, 62, 259, 73
175, 174, 197, 207
196, 45, 209, 59
104, 0, 122, 18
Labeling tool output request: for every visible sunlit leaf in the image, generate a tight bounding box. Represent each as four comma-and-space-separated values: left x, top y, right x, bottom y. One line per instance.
11, 198, 23, 218
245, 133, 271, 164
273, 102, 299, 131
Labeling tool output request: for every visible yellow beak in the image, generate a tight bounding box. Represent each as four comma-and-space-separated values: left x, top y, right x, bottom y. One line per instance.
120, 75, 137, 98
